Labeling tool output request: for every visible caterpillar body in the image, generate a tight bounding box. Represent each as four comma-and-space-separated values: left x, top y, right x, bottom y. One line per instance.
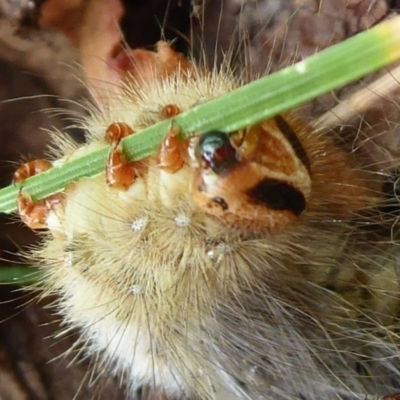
11, 11, 400, 400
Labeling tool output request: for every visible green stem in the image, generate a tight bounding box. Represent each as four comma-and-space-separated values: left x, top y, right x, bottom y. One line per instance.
0, 16, 400, 214
0, 267, 40, 286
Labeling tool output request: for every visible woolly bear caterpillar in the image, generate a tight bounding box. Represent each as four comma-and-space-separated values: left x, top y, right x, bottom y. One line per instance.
8, 1, 400, 400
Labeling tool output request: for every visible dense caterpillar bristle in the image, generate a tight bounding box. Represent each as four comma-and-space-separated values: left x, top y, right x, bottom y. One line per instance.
16, 38, 400, 399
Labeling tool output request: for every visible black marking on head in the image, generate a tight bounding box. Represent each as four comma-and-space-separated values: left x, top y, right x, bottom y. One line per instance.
212, 197, 229, 211
247, 179, 306, 215
274, 116, 310, 171
198, 131, 238, 175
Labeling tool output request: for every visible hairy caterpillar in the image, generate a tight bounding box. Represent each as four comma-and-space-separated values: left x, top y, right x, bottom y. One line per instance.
7, 1, 400, 399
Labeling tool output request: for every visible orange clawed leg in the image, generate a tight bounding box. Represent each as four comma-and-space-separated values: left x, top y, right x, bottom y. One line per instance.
105, 122, 138, 190
14, 160, 61, 230
157, 105, 186, 174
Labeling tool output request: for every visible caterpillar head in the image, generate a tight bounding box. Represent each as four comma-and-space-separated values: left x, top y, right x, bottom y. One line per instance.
190, 120, 311, 232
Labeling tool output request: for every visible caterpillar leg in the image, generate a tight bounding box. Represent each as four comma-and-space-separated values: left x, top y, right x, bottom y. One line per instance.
157, 127, 186, 174
13, 160, 53, 183
14, 160, 61, 230
156, 104, 187, 174
105, 122, 138, 190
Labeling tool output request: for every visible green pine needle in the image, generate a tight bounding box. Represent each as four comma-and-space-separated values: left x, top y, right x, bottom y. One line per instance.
1, 17, 400, 214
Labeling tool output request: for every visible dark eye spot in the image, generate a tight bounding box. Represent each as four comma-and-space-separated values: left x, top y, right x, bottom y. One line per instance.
198, 131, 238, 175
247, 179, 306, 216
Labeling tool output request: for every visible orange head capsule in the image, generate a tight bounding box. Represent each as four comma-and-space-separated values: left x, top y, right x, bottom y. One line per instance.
191, 119, 311, 231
